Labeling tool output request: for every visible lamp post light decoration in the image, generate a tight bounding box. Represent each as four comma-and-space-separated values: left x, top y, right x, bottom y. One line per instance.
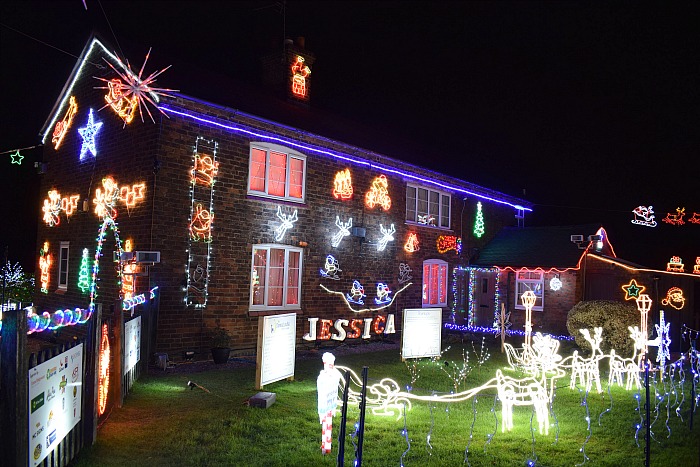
521, 290, 537, 351
635, 293, 652, 362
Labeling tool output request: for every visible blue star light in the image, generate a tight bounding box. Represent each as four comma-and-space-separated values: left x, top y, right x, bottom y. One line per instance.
78, 108, 103, 160
9, 150, 24, 165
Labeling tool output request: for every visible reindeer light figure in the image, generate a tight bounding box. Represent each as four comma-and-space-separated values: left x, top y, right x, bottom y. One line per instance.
662, 207, 686, 225
331, 216, 352, 247
275, 206, 298, 241
496, 369, 550, 435
572, 327, 604, 393
377, 223, 396, 251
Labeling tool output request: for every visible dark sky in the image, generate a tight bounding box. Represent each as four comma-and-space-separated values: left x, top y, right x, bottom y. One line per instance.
1, 1, 698, 272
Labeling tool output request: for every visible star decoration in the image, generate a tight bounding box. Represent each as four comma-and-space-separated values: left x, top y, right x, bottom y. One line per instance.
78, 109, 103, 160
621, 279, 645, 301
9, 151, 23, 165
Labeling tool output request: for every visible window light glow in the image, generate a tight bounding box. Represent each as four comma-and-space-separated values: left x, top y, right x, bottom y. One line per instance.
631, 205, 657, 227
404, 233, 419, 253
78, 109, 103, 161
365, 175, 391, 211
621, 279, 645, 300
332, 168, 353, 200
51, 95, 78, 149
662, 207, 686, 225
291, 55, 311, 97
319, 254, 341, 280
377, 223, 396, 251
39, 242, 51, 293
661, 287, 685, 310
667, 256, 684, 273
436, 235, 462, 254
473, 202, 485, 238
160, 105, 533, 212
331, 216, 352, 248
274, 206, 298, 242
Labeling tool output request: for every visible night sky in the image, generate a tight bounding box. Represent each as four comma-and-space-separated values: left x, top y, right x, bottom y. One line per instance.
1, 1, 698, 273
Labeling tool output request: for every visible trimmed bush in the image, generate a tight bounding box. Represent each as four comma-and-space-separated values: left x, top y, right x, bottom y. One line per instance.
566, 300, 639, 357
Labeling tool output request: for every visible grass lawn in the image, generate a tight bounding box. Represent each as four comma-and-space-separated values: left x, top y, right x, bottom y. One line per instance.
72, 336, 700, 466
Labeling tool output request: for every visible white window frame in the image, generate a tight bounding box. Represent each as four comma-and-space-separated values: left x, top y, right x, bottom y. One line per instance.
405, 184, 451, 229
514, 269, 544, 311
422, 259, 448, 307
58, 241, 69, 290
250, 244, 303, 311
248, 142, 307, 203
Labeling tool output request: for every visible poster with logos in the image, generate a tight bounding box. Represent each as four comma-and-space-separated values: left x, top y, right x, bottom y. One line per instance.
401, 308, 442, 359
124, 316, 141, 373
28, 344, 83, 466
257, 313, 296, 388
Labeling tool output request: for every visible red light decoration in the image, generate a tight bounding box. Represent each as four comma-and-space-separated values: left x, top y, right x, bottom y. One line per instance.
98, 323, 110, 416
621, 279, 646, 301
119, 183, 145, 208
667, 256, 684, 273
436, 235, 462, 254
190, 203, 213, 242
61, 195, 80, 217
93, 177, 120, 219
122, 239, 136, 300
42, 190, 80, 226
689, 212, 700, 224
39, 241, 51, 293
104, 78, 139, 125
191, 153, 219, 186
662, 207, 686, 225
318, 319, 334, 340
291, 55, 311, 97
661, 287, 685, 310
51, 95, 78, 149
332, 168, 353, 200
404, 232, 420, 252
373, 315, 386, 335
694, 257, 700, 275
347, 319, 363, 339
365, 174, 391, 211
631, 205, 658, 227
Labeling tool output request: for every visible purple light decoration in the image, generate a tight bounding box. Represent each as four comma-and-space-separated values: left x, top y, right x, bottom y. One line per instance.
444, 322, 574, 341
160, 105, 533, 212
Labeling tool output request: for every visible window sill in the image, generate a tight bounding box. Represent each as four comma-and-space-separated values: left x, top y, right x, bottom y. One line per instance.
404, 221, 452, 231
249, 308, 302, 317
247, 193, 307, 207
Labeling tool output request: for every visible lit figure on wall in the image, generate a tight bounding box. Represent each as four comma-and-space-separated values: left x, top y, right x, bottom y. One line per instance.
521, 290, 537, 351
631, 205, 657, 227
375, 283, 392, 305
61, 195, 80, 217
275, 206, 298, 242
104, 78, 139, 125
689, 212, 700, 224
549, 276, 562, 291
621, 279, 645, 300
666, 256, 684, 273
661, 287, 685, 310
52, 95, 78, 149
377, 223, 395, 251
191, 153, 219, 186
647, 310, 671, 369
319, 255, 342, 280
119, 183, 145, 208
694, 257, 700, 275
417, 214, 435, 226
291, 55, 311, 98
473, 201, 485, 238
635, 293, 652, 362
78, 248, 91, 293
42, 190, 62, 226
404, 232, 419, 252
346, 280, 365, 305
316, 352, 341, 454
365, 174, 391, 211
436, 235, 462, 254
39, 241, 52, 293
332, 168, 353, 200
93, 176, 120, 219
331, 216, 352, 248
190, 203, 213, 242
78, 109, 103, 160
398, 263, 413, 284
662, 207, 686, 225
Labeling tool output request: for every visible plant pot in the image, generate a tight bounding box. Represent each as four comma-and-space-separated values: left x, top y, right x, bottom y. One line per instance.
211, 347, 231, 364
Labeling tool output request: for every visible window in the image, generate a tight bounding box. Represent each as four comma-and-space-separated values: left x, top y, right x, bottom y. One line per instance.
250, 244, 303, 311
406, 184, 450, 228
248, 143, 306, 202
58, 241, 69, 290
422, 259, 448, 307
515, 270, 544, 311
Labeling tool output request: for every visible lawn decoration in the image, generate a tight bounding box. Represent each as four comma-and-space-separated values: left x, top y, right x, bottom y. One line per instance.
631, 205, 657, 227
635, 293, 652, 361
647, 310, 671, 370
331, 216, 352, 247
521, 290, 537, 350
317, 352, 342, 454
319, 254, 341, 280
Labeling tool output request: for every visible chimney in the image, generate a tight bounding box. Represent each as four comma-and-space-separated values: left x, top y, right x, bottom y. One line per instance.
260, 36, 316, 107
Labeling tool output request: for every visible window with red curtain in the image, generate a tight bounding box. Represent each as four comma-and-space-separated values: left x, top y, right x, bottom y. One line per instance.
250, 244, 303, 310
422, 259, 448, 307
248, 144, 306, 202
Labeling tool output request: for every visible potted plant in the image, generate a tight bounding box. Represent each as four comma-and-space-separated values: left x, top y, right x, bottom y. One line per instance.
210, 324, 232, 364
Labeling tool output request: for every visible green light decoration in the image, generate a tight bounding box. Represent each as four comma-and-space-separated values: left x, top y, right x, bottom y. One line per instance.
9, 150, 24, 165
78, 248, 91, 293
474, 202, 485, 238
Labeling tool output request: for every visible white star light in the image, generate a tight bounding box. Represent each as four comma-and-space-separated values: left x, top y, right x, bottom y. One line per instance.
78, 109, 103, 160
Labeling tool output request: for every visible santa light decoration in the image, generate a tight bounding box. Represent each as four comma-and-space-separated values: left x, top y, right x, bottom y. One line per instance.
291, 55, 311, 98
365, 174, 391, 211
631, 205, 657, 227
661, 287, 685, 310
316, 352, 341, 454
319, 255, 341, 280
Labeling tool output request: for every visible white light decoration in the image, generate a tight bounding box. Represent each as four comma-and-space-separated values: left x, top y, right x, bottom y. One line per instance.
346, 280, 365, 305
374, 283, 392, 305
496, 369, 550, 434
317, 352, 341, 454
647, 310, 671, 369
521, 290, 537, 350
320, 282, 412, 313
549, 276, 562, 291
377, 223, 396, 252
331, 216, 352, 248
398, 263, 413, 284
631, 205, 658, 227
319, 254, 342, 280
274, 206, 298, 242
635, 293, 652, 361
78, 109, 103, 160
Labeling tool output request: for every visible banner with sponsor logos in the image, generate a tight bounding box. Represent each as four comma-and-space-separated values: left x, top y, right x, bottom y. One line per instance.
124, 316, 141, 373
28, 344, 83, 466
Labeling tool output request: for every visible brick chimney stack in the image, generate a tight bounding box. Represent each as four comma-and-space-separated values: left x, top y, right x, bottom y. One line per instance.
261, 36, 315, 107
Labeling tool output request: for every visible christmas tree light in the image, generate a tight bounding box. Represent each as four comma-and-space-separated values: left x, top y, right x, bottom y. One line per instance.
78, 248, 90, 293
473, 202, 485, 238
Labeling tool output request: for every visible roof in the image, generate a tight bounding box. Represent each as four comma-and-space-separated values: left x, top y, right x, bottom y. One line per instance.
471, 224, 605, 269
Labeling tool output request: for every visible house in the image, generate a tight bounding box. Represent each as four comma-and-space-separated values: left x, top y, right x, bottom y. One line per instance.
451, 224, 699, 350
31, 35, 533, 360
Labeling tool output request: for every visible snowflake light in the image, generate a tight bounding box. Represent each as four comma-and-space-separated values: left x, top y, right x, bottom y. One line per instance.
78, 109, 103, 160
549, 276, 562, 291
94, 48, 177, 124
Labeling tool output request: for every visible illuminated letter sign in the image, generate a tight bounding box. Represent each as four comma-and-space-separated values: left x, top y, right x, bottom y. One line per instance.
303, 314, 395, 341
436, 235, 462, 254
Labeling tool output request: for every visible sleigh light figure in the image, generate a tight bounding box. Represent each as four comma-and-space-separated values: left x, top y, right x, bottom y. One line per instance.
631, 205, 657, 227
